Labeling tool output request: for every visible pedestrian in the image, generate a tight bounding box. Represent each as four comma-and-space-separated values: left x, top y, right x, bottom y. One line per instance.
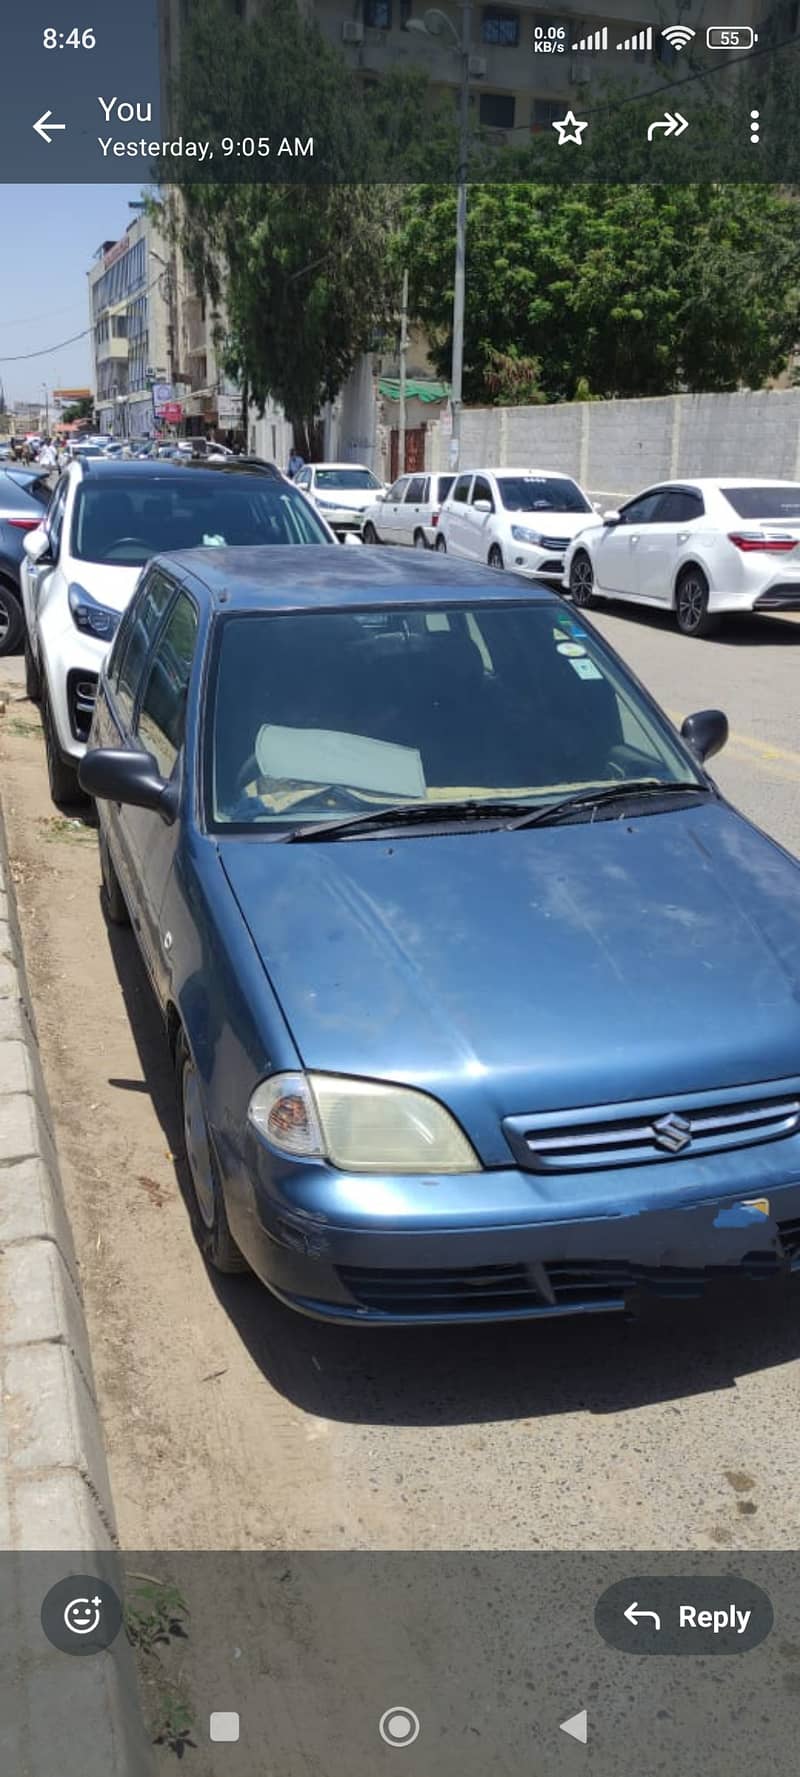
57, 438, 70, 469
37, 436, 57, 468
288, 446, 305, 477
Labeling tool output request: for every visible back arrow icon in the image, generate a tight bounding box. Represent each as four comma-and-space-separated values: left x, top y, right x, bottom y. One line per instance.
647, 111, 689, 142
624, 1601, 662, 1630
34, 110, 67, 144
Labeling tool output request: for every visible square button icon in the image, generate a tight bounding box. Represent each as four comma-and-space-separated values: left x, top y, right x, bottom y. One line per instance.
210, 1711, 240, 1743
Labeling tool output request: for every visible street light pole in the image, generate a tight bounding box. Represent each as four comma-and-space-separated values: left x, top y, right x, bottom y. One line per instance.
42, 383, 49, 434
450, 0, 471, 472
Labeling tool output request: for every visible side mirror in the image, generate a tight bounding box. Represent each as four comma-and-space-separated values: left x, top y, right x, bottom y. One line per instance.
602, 509, 621, 526
78, 747, 179, 821
473, 499, 493, 514
680, 709, 729, 764
23, 526, 53, 565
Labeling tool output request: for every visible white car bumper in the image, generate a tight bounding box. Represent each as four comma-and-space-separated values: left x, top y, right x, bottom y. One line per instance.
504, 542, 568, 580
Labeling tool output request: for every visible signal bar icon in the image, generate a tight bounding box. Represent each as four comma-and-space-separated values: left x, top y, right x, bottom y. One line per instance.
616, 25, 653, 50
571, 24, 608, 49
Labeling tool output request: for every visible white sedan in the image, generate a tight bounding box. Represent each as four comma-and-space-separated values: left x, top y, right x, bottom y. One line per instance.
435, 467, 597, 579
292, 462, 385, 534
563, 477, 800, 637
361, 471, 456, 549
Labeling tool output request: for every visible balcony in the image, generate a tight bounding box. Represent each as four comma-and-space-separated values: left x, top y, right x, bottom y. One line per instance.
95, 335, 129, 364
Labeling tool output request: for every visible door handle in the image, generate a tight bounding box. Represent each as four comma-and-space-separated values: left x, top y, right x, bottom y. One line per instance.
628, 534, 640, 546
677, 532, 689, 543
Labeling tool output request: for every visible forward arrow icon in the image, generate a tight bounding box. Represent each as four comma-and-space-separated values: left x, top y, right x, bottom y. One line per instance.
647, 111, 689, 141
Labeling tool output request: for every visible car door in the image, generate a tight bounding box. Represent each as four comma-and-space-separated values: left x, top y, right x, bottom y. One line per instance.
126, 588, 199, 997
400, 475, 429, 546
464, 474, 496, 561
444, 473, 474, 554
94, 566, 177, 933
379, 477, 409, 541
633, 487, 707, 602
592, 489, 665, 596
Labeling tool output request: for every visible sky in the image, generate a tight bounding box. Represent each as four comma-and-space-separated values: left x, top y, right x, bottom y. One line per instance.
0, 185, 144, 406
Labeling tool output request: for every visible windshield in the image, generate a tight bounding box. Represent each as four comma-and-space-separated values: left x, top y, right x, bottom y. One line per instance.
70, 474, 331, 565
497, 477, 591, 514
315, 469, 381, 490
207, 602, 699, 831
722, 484, 800, 519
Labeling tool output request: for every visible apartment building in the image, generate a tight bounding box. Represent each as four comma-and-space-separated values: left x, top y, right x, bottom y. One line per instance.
87, 210, 173, 438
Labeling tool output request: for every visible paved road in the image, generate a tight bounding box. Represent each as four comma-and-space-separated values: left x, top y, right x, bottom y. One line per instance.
1, 603, 799, 1557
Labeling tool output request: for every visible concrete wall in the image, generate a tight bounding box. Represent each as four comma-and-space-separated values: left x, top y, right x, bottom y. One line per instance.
428, 388, 800, 498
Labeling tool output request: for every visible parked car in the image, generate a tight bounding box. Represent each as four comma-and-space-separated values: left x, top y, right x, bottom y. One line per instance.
292, 462, 385, 535
80, 547, 800, 1325
435, 468, 596, 580
0, 467, 53, 654
20, 457, 339, 805
563, 477, 800, 637
361, 471, 456, 549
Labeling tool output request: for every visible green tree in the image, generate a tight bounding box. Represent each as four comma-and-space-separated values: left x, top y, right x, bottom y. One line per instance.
395, 183, 800, 404
60, 396, 95, 423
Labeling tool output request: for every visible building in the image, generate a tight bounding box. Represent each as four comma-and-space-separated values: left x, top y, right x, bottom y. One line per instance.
87, 210, 173, 439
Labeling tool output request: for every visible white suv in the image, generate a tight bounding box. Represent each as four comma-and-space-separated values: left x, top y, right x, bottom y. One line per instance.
436, 467, 596, 578
20, 458, 337, 804
361, 471, 456, 549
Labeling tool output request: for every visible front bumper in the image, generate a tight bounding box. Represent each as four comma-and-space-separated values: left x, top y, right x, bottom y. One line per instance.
222, 1131, 800, 1324
40, 620, 109, 762
315, 506, 366, 533
505, 543, 565, 579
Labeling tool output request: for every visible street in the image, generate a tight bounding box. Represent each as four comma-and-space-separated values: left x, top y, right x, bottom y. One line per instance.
2, 600, 799, 1557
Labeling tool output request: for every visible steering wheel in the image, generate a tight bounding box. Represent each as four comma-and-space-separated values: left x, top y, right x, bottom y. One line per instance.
104, 537, 151, 561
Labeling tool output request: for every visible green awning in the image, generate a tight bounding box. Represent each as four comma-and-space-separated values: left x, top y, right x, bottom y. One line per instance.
379, 378, 451, 404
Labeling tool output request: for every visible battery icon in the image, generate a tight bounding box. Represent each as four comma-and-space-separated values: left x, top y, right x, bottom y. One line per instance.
706, 25, 758, 46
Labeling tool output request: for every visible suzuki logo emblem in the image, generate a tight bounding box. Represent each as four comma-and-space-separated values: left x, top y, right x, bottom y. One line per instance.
652, 1112, 692, 1154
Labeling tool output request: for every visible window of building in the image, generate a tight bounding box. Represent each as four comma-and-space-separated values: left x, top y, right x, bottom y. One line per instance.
479, 91, 516, 128
531, 98, 562, 130
482, 6, 519, 43
364, 0, 392, 25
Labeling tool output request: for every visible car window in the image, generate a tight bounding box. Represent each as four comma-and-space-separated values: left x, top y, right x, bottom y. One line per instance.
618, 490, 665, 526
405, 477, 427, 503
135, 592, 199, 778
496, 476, 591, 514
295, 469, 310, 488
452, 474, 472, 504
721, 484, 800, 519
69, 472, 331, 565
472, 476, 495, 509
113, 568, 176, 731
387, 478, 409, 502
208, 602, 700, 830
315, 468, 382, 490
434, 475, 455, 504
655, 489, 705, 523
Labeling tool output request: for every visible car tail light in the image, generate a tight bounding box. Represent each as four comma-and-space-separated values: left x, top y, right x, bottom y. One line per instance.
431, 511, 440, 527
7, 517, 40, 530
728, 531, 798, 553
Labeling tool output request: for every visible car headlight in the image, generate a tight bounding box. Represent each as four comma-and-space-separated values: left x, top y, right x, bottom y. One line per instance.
511, 526, 545, 547
68, 583, 120, 639
247, 1072, 481, 1173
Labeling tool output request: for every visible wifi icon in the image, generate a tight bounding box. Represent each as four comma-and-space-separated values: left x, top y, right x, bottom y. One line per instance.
661, 24, 696, 49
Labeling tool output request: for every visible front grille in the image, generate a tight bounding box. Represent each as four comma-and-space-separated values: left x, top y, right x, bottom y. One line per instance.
539, 557, 564, 573
504, 1082, 800, 1172
539, 534, 570, 550
66, 669, 98, 744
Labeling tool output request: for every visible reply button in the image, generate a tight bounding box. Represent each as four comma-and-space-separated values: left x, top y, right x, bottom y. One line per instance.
595, 1577, 773, 1655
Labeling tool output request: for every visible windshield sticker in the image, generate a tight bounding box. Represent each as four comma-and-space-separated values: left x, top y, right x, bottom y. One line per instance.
569, 657, 603, 681
557, 641, 586, 658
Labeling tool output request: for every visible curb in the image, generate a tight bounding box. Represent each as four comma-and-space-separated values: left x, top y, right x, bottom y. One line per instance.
0, 783, 154, 1774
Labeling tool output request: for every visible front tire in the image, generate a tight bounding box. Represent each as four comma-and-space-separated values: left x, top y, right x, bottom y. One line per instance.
42, 681, 84, 808
488, 544, 504, 570
675, 568, 719, 638
569, 552, 596, 608
24, 634, 41, 703
0, 583, 24, 657
176, 1031, 248, 1274
98, 826, 130, 926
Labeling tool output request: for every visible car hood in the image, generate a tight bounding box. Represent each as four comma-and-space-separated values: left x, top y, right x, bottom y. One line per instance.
502, 510, 596, 538
314, 488, 381, 512
67, 561, 143, 612
219, 801, 800, 1128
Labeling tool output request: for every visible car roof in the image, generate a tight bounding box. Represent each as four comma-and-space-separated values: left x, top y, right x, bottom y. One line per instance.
310, 462, 373, 471
158, 545, 560, 612
631, 477, 800, 492
71, 458, 283, 481
463, 467, 581, 479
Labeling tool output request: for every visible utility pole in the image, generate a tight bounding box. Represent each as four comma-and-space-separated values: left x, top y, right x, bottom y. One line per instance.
398, 267, 409, 476
42, 383, 50, 434
450, 0, 471, 472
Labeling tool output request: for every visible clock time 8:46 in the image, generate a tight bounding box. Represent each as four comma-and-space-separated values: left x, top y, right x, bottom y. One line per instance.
43, 26, 97, 48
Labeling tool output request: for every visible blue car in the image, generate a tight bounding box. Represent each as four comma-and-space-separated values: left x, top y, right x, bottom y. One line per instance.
80, 547, 800, 1324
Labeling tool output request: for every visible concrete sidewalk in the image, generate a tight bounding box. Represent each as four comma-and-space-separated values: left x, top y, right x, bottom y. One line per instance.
0, 778, 154, 1773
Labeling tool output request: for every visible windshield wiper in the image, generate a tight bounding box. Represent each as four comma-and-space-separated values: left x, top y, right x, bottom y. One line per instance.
279, 797, 542, 843
506, 780, 711, 830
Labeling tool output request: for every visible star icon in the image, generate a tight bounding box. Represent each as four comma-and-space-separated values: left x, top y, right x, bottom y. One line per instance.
552, 109, 588, 146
